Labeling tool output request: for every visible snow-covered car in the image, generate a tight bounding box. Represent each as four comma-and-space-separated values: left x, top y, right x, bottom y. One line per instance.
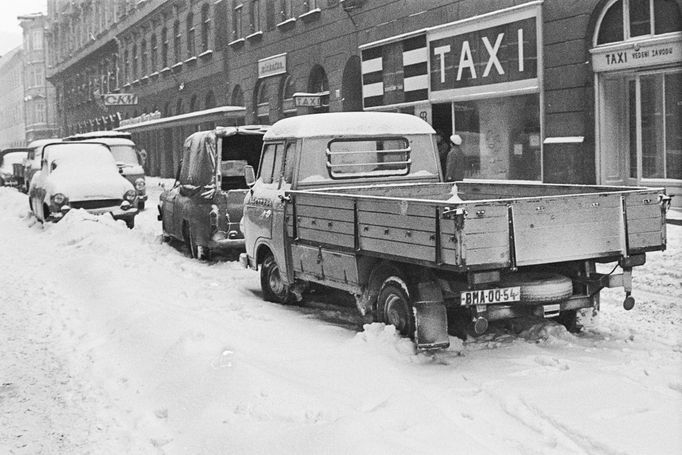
64, 131, 148, 210
28, 142, 138, 228
0, 149, 28, 188
22, 139, 57, 193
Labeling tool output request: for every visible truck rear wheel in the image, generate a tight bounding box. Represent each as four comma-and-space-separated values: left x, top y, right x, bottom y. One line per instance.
377, 277, 415, 339
261, 253, 294, 304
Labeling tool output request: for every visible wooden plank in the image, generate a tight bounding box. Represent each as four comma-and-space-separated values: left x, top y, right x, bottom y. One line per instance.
628, 217, 662, 234
358, 211, 435, 231
297, 227, 355, 248
463, 231, 509, 249
465, 246, 509, 266
296, 204, 354, 222
359, 237, 435, 262
297, 217, 355, 235
626, 203, 661, 221
358, 198, 435, 217
629, 231, 663, 250
320, 250, 360, 284
291, 244, 323, 275
360, 224, 435, 248
294, 192, 355, 209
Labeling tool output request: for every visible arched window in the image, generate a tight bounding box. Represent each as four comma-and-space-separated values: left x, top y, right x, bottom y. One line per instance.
176, 98, 184, 115
255, 82, 270, 123
281, 75, 296, 117
205, 90, 216, 109
201, 4, 211, 52
308, 65, 329, 113
231, 85, 244, 106
189, 94, 198, 111
596, 0, 681, 46
186, 12, 196, 57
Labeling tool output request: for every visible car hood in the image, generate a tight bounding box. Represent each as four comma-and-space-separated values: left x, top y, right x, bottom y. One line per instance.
48, 168, 134, 200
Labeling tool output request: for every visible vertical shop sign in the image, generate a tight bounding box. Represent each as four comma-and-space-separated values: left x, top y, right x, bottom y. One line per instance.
361, 34, 428, 108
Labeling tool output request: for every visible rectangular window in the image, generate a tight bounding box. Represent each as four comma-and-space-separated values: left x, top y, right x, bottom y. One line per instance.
279, 0, 291, 21
174, 21, 181, 63
187, 14, 196, 57
453, 94, 541, 181
259, 143, 283, 184
161, 28, 169, 68
151, 34, 158, 71
201, 6, 211, 52
249, 0, 261, 32
326, 137, 411, 179
665, 72, 682, 180
31, 30, 43, 50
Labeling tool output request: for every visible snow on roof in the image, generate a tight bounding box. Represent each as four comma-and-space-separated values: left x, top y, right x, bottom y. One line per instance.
64, 131, 132, 141
264, 112, 435, 140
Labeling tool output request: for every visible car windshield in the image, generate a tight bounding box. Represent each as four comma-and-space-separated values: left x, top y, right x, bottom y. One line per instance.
0, 152, 27, 172
44, 143, 116, 170
109, 145, 140, 165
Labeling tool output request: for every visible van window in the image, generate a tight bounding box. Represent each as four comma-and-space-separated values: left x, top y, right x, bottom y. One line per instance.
327, 137, 410, 179
259, 143, 283, 185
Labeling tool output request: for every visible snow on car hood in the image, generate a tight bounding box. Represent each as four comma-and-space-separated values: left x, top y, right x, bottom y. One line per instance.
47, 166, 134, 200
117, 163, 145, 176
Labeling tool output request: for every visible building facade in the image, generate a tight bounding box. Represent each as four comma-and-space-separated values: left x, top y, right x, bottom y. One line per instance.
45, 0, 682, 209
0, 47, 27, 149
19, 13, 59, 144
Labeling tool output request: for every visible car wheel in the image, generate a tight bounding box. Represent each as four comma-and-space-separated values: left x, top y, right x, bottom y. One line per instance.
377, 276, 416, 339
260, 253, 294, 304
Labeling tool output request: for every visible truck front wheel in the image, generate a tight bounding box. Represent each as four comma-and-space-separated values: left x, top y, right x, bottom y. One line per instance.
377, 277, 416, 338
261, 253, 294, 304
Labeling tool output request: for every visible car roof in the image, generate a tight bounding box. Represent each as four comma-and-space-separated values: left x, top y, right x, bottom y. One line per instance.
64, 130, 132, 140
264, 112, 435, 140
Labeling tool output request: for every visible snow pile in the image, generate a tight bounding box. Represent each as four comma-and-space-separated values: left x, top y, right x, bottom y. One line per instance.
0, 181, 680, 455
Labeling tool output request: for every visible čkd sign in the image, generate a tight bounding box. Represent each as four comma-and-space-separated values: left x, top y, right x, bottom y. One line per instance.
429, 17, 537, 92
103, 93, 139, 106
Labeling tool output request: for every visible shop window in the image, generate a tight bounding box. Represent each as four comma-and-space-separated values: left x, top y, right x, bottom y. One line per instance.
453, 94, 541, 181
596, 0, 681, 45
633, 72, 682, 180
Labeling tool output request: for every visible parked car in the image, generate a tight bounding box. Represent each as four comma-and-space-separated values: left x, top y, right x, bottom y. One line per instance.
28, 141, 138, 228
0, 149, 29, 188
159, 125, 268, 259
63, 131, 148, 209
21, 139, 57, 193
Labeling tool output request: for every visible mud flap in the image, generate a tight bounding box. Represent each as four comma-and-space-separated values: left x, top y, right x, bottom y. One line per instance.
414, 302, 450, 350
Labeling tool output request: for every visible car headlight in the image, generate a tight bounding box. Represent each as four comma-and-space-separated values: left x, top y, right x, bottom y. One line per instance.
135, 178, 146, 191
51, 193, 68, 206
123, 189, 137, 202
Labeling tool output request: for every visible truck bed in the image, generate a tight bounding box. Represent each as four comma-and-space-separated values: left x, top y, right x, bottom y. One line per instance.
286, 181, 667, 273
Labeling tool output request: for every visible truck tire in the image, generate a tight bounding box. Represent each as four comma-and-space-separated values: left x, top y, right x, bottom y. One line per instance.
501, 272, 573, 304
261, 253, 294, 304
377, 277, 416, 339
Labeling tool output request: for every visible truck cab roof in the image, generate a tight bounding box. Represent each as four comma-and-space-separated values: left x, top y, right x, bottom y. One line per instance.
264, 112, 435, 140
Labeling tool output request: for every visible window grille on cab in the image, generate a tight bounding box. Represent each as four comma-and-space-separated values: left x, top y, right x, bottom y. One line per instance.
326, 137, 411, 179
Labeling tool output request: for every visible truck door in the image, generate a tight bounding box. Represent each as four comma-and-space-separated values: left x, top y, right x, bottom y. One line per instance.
243, 141, 293, 278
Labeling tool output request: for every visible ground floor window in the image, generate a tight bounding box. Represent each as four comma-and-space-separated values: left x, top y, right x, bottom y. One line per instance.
433, 94, 541, 180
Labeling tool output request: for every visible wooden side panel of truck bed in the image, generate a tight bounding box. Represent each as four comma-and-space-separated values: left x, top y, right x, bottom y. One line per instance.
287, 183, 666, 271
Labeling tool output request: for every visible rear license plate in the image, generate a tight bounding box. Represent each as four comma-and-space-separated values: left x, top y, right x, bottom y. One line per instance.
460, 286, 521, 306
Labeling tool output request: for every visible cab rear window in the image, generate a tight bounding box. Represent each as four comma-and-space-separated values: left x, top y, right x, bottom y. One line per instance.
326, 137, 411, 179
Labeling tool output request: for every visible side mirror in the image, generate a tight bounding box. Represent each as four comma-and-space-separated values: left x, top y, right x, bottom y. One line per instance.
244, 165, 256, 188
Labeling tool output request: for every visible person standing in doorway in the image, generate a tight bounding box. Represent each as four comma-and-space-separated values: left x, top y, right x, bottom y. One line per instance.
435, 130, 450, 173
445, 134, 465, 181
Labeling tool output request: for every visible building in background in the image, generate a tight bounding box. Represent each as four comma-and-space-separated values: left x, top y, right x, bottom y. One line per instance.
44, 0, 681, 210
19, 13, 59, 144
0, 47, 27, 149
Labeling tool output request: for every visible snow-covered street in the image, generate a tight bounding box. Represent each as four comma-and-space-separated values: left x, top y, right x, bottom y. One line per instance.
1, 180, 680, 455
